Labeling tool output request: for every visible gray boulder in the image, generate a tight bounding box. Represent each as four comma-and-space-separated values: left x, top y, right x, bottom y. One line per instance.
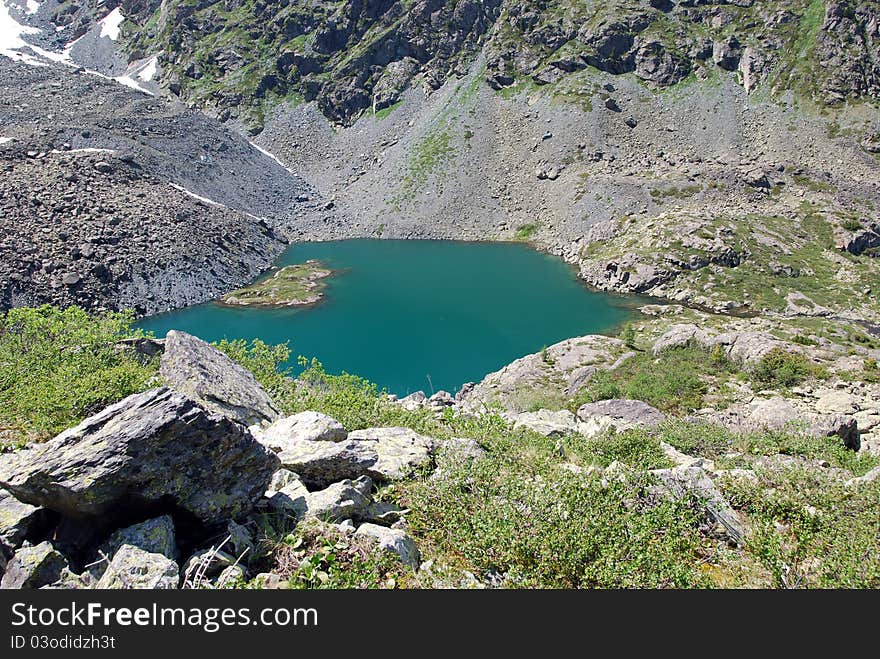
97, 516, 177, 566
302, 477, 372, 522
354, 523, 420, 569
159, 330, 279, 426
512, 409, 580, 437
348, 427, 436, 481
1, 489, 50, 556
713, 397, 860, 450
652, 323, 712, 355
1, 541, 68, 589
278, 439, 377, 489
266, 468, 303, 495
577, 399, 666, 429
257, 411, 347, 452
97, 544, 179, 589
268, 476, 373, 523
0, 388, 279, 525
267, 476, 310, 515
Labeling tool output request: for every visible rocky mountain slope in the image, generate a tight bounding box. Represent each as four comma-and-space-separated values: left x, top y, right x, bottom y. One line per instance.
3, 0, 880, 322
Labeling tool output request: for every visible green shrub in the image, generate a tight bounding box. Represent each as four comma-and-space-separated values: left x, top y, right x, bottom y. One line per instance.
514, 223, 538, 241
571, 346, 734, 414
749, 348, 826, 388
721, 468, 880, 588
401, 436, 708, 588
0, 306, 158, 447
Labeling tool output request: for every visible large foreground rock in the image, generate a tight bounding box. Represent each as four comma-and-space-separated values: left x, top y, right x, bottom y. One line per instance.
278, 439, 377, 489
1, 541, 68, 589
257, 411, 347, 452
160, 330, 279, 426
348, 428, 436, 481
96, 545, 179, 589
0, 388, 279, 525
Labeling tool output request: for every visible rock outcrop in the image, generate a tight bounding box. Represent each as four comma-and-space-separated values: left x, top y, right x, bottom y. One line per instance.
256, 411, 348, 452
160, 330, 280, 426
460, 335, 629, 412
0, 387, 279, 526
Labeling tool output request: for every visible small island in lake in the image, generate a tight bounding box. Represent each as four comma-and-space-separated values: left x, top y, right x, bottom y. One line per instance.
220, 260, 332, 307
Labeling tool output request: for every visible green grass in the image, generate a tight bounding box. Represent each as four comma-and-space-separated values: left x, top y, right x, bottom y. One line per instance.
571, 345, 737, 414
373, 99, 403, 120
514, 223, 539, 241
722, 467, 880, 588
248, 518, 405, 589
400, 429, 707, 588
0, 306, 158, 448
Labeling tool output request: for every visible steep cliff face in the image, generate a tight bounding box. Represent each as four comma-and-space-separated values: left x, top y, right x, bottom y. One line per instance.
107, 1, 880, 129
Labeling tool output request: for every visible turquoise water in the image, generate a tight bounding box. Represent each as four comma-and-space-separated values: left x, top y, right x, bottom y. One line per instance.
138, 240, 637, 395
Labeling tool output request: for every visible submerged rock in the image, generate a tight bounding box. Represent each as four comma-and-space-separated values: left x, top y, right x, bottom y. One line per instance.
160, 330, 280, 426
0, 387, 279, 526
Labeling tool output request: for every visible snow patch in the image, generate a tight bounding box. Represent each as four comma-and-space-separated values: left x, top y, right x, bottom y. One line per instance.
0, 136, 12, 144
1, 3, 153, 96
0, 1, 40, 58
50, 147, 116, 155
137, 55, 157, 81
169, 183, 226, 208
248, 140, 296, 176
25, 0, 39, 15
98, 7, 124, 41
169, 183, 268, 222
114, 73, 152, 95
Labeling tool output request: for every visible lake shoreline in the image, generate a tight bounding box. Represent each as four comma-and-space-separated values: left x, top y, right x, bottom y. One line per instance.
138, 239, 639, 396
